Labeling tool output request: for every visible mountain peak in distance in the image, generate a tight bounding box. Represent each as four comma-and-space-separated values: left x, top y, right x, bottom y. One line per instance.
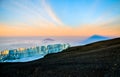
90, 34, 107, 38
43, 38, 55, 41
42, 38, 55, 44
80, 35, 110, 45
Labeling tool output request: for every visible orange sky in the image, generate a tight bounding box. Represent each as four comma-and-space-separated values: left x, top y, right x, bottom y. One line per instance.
0, 23, 120, 37
0, 0, 120, 37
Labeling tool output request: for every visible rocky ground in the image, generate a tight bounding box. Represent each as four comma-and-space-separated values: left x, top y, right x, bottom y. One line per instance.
0, 38, 120, 77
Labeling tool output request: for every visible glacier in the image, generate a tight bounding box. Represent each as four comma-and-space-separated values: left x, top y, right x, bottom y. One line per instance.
0, 43, 70, 62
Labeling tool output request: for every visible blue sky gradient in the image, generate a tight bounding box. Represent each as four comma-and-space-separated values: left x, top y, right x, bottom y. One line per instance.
0, 0, 120, 36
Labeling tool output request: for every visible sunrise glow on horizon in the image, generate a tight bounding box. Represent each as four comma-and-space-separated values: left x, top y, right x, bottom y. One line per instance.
0, 0, 120, 37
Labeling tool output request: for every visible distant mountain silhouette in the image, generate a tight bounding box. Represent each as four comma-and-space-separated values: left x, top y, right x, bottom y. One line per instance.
43, 38, 55, 41
42, 38, 55, 43
80, 35, 110, 45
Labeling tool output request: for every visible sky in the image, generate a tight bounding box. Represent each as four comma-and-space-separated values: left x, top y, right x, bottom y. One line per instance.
0, 0, 120, 37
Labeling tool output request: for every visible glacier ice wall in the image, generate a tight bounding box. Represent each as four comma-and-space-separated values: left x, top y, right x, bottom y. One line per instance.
0, 43, 70, 62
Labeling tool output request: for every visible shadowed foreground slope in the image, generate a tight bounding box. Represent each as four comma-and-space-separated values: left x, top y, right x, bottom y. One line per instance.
0, 38, 120, 77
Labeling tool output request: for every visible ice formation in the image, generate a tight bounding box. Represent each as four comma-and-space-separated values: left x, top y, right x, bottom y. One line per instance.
0, 43, 70, 62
